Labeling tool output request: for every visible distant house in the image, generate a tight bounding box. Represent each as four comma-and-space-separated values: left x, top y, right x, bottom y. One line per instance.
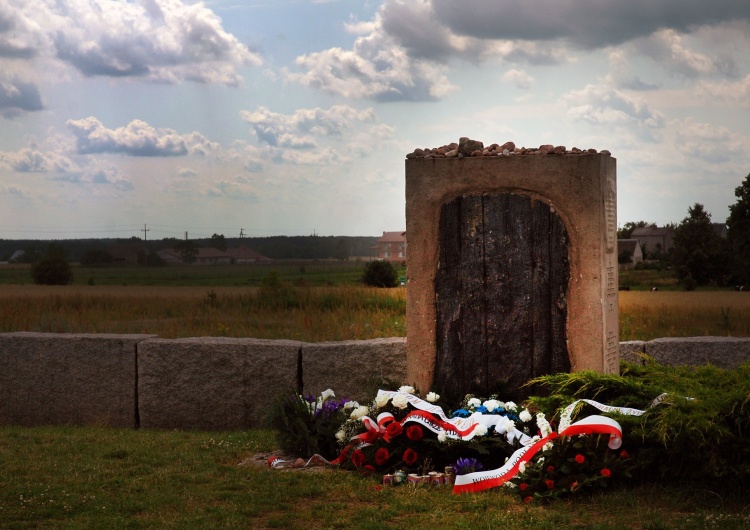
8, 250, 25, 263
156, 248, 182, 264
617, 239, 643, 269
373, 231, 406, 262
108, 242, 148, 264
631, 225, 674, 256
225, 245, 271, 263
157, 247, 233, 265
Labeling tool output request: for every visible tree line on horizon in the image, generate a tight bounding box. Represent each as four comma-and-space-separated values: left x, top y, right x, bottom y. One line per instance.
0, 234, 380, 265
9, 173, 750, 290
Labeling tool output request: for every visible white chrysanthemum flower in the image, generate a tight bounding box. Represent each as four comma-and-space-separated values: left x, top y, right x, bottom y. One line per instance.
467, 397, 482, 409
473, 424, 488, 437
519, 462, 527, 473
437, 432, 448, 443
374, 394, 390, 408
505, 401, 518, 412
392, 394, 409, 409
536, 412, 553, 436
519, 409, 532, 422
559, 417, 571, 431
350, 405, 369, 420
504, 481, 517, 489
483, 399, 501, 412
398, 385, 415, 394
495, 415, 516, 434
425, 391, 440, 403
335, 430, 346, 442
343, 400, 357, 410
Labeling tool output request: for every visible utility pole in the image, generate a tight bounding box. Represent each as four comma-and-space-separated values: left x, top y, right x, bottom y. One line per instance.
239, 228, 245, 238
142, 224, 150, 267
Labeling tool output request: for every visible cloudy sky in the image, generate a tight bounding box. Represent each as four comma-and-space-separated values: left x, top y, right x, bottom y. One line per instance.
1, 0, 749, 240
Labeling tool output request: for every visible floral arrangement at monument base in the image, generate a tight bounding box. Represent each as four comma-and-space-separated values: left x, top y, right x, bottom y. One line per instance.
271, 385, 638, 500
269, 360, 750, 501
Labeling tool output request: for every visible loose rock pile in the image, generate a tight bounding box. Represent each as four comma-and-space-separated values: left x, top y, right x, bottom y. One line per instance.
406, 137, 610, 159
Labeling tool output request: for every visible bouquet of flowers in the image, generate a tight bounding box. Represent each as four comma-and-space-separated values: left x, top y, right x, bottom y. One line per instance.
334, 387, 551, 476
271, 385, 639, 500
268, 388, 353, 460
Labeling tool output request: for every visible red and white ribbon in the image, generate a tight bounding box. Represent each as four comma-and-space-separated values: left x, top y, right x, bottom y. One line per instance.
336, 391, 660, 492
453, 398, 650, 493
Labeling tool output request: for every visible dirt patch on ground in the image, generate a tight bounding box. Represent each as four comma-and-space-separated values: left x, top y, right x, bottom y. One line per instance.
240, 451, 334, 473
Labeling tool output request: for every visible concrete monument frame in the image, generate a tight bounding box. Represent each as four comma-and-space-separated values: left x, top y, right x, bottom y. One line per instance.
405, 152, 618, 393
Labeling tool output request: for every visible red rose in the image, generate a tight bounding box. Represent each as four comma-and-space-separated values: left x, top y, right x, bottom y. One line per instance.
600, 468, 611, 478
405, 425, 423, 441
384, 422, 403, 441
620, 450, 630, 459
545, 479, 555, 490
375, 447, 390, 466
351, 449, 366, 467
519, 483, 528, 491
402, 448, 418, 466
363, 465, 375, 474
575, 454, 585, 464
523, 496, 533, 504
546, 465, 555, 473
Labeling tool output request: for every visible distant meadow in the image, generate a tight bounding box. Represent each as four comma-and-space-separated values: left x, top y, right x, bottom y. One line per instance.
0, 263, 748, 341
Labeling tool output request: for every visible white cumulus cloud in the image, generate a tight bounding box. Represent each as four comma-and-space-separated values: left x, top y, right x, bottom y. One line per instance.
1, 0, 260, 87
561, 83, 665, 140
240, 105, 378, 148
66, 117, 217, 157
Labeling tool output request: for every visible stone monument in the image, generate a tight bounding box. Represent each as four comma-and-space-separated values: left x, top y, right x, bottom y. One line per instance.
405, 139, 618, 399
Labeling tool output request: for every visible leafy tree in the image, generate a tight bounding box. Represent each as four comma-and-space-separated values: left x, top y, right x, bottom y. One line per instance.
80, 248, 114, 267
210, 233, 227, 251
31, 244, 73, 285
362, 260, 398, 287
671, 203, 726, 286
617, 220, 650, 240
333, 238, 349, 260
617, 249, 633, 265
174, 240, 198, 263
727, 173, 750, 286
137, 250, 166, 267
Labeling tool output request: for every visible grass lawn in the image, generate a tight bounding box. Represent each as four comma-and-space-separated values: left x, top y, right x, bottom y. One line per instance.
0, 426, 747, 529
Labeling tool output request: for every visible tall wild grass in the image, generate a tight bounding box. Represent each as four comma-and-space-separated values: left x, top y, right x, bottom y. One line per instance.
618, 291, 750, 340
1, 285, 748, 341
0, 285, 406, 342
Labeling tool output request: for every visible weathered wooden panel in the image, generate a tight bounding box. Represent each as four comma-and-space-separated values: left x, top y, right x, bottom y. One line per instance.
434, 193, 569, 399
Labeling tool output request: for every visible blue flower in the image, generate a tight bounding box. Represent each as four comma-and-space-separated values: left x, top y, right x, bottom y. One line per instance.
475, 406, 488, 414
452, 408, 470, 418
454, 457, 484, 475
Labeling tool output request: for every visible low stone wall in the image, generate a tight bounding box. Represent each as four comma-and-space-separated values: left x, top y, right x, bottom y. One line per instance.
0, 332, 155, 428
620, 337, 750, 369
1, 332, 748, 430
0, 332, 408, 430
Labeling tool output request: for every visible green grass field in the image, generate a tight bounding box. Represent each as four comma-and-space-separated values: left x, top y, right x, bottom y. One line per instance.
0, 261, 383, 287
1, 426, 747, 529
